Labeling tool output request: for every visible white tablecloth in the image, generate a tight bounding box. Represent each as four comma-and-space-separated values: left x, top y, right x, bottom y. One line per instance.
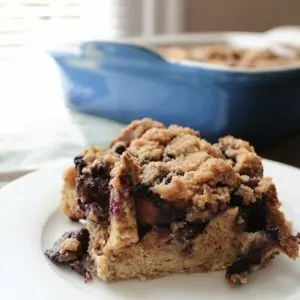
0, 53, 124, 175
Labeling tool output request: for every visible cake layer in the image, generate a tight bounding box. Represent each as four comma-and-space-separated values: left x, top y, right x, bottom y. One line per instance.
55, 118, 299, 285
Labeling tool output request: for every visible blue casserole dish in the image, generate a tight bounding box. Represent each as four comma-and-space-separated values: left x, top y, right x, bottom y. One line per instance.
49, 30, 300, 147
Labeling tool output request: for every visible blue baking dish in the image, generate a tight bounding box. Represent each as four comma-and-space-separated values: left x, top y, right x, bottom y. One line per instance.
49, 31, 300, 147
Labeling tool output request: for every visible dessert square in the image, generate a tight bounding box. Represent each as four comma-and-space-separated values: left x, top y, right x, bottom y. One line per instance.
48, 118, 299, 285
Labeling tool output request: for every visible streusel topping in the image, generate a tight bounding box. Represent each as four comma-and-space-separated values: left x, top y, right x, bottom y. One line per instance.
110, 119, 262, 208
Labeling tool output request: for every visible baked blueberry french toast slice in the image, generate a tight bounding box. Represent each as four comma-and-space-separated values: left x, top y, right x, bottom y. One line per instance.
48, 118, 299, 285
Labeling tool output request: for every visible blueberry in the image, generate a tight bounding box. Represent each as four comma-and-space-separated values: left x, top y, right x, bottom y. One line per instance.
176, 221, 208, 242
91, 163, 109, 179
265, 225, 280, 241
115, 145, 126, 155
230, 193, 244, 207
45, 229, 89, 264
74, 155, 86, 174
226, 246, 261, 277
164, 175, 172, 185
244, 199, 266, 232
133, 183, 153, 197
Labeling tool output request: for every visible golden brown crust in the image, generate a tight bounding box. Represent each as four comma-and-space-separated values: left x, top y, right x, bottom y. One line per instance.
151, 158, 238, 204
218, 135, 263, 177
110, 118, 164, 147
82, 147, 119, 171
125, 126, 254, 207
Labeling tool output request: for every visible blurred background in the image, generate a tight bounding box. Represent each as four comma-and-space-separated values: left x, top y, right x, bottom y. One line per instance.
0, 0, 300, 183
1, 0, 300, 60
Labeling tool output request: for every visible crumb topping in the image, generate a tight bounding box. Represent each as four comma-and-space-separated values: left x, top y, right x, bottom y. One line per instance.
110, 118, 164, 147
57, 118, 299, 285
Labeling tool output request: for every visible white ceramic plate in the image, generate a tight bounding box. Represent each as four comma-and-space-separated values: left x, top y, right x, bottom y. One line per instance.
1, 159, 300, 300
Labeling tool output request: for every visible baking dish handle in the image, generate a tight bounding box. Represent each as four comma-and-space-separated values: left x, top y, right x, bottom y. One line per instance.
79, 41, 167, 64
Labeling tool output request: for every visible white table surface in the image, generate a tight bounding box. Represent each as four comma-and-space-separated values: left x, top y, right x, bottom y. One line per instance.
0, 52, 124, 179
